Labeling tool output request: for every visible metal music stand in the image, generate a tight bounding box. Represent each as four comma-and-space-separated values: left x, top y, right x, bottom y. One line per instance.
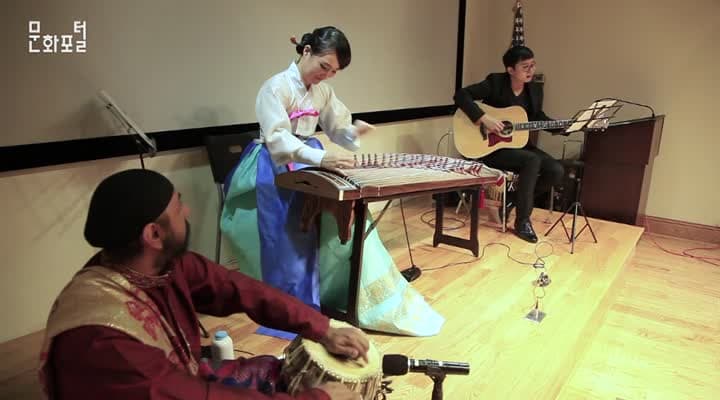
544, 100, 622, 254
98, 90, 157, 161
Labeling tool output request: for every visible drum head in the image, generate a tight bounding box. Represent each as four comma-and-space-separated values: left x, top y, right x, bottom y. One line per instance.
301, 336, 381, 380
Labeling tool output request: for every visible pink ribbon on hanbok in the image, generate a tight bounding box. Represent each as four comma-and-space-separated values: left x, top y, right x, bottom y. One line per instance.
288, 108, 319, 121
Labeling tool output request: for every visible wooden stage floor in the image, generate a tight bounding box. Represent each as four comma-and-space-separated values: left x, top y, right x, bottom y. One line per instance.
2, 199, 718, 399
203, 200, 646, 399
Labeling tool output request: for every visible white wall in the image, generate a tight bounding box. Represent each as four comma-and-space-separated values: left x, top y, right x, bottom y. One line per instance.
466, 0, 720, 226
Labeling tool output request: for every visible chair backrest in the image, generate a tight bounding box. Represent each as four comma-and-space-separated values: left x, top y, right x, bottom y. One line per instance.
204, 131, 259, 184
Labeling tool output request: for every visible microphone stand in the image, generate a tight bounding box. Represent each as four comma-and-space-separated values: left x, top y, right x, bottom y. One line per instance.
426, 367, 446, 400
399, 199, 422, 282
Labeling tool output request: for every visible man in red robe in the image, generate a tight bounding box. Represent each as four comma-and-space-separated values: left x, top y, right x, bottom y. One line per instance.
39, 169, 369, 400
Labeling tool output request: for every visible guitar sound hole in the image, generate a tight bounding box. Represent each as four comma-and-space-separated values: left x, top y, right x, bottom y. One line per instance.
500, 121, 514, 137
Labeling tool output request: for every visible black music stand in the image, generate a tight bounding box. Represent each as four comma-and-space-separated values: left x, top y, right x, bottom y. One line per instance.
544, 101, 622, 254
544, 166, 596, 254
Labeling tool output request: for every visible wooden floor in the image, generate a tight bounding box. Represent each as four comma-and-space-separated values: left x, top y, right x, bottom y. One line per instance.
1, 199, 718, 399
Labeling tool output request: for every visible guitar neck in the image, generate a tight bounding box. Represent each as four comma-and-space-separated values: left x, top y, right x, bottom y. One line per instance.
514, 119, 573, 131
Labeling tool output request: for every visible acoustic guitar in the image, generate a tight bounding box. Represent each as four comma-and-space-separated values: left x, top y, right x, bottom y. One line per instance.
452, 102, 607, 158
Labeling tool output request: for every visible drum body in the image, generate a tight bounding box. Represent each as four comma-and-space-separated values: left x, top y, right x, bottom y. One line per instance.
280, 324, 383, 399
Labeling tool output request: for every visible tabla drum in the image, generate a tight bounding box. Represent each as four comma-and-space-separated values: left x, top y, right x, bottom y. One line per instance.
280, 321, 383, 399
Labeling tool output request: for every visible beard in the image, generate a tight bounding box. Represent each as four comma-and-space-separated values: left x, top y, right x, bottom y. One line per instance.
156, 220, 191, 273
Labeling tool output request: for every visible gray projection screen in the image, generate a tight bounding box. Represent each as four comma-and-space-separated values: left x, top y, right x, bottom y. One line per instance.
2, 0, 459, 147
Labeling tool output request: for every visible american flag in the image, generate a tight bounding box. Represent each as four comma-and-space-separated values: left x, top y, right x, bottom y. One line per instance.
511, 1, 525, 47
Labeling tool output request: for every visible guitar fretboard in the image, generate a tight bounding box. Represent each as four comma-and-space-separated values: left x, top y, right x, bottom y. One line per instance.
514, 119, 573, 131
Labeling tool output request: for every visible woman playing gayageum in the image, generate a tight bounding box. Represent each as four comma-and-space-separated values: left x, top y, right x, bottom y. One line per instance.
221, 26, 443, 337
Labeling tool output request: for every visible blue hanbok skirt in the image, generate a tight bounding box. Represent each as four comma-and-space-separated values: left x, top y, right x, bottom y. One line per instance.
220, 138, 444, 336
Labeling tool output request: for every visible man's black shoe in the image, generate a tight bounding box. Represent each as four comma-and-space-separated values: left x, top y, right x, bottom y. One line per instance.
514, 219, 538, 243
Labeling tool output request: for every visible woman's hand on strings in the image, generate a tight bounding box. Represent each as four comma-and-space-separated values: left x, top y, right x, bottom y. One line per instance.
321, 152, 356, 169
353, 120, 375, 136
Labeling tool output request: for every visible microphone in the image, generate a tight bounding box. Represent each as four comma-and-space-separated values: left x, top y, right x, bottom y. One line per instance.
382, 354, 470, 376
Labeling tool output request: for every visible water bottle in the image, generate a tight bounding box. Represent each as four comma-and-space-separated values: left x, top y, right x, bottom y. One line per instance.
211, 330, 234, 366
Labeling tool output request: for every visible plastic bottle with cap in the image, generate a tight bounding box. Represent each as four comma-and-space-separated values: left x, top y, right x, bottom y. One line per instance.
211, 330, 234, 366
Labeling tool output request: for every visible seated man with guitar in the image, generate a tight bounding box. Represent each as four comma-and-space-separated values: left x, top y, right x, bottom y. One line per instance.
453, 45, 568, 243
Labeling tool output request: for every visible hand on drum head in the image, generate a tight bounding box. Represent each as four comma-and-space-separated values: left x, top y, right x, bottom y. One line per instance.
320, 326, 370, 363
316, 382, 363, 400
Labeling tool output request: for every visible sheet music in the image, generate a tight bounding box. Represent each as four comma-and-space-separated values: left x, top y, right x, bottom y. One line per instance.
566, 99, 617, 133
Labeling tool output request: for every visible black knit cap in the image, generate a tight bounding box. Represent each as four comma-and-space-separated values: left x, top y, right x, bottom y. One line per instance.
84, 169, 175, 248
